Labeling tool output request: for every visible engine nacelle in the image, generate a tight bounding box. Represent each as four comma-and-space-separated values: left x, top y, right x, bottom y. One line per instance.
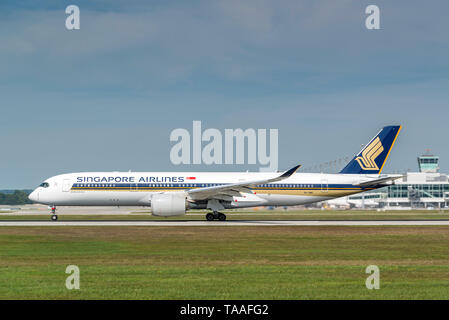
151, 192, 187, 217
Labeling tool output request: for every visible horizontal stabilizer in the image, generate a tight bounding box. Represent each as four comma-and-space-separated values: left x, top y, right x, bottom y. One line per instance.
356, 175, 404, 187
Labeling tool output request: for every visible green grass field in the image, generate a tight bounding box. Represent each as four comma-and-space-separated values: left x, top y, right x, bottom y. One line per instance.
1, 225, 449, 299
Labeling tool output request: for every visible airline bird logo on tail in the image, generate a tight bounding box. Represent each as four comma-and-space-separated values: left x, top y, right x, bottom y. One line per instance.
355, 137, 384, 170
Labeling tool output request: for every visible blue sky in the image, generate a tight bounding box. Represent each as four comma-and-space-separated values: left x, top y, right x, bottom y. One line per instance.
1, 0, 448, 188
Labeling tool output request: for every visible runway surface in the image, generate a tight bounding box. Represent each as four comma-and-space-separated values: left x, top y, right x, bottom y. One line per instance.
2, 220, 449, 226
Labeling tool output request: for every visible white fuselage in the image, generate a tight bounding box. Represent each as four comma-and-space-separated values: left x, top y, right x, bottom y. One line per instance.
29, 171, 385, 209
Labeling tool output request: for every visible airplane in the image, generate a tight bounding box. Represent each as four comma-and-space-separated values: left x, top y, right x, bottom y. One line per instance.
29, 125, 402, 221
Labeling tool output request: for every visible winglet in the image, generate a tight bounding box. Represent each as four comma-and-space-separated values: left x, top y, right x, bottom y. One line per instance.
279, 165, 301, 178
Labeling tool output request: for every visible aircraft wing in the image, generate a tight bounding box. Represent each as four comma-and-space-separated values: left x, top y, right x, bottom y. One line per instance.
356, 175, 404, 187
187, 165, 301, 201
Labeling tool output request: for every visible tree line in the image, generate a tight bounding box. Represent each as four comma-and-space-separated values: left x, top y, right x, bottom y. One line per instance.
0, 190, 33, 205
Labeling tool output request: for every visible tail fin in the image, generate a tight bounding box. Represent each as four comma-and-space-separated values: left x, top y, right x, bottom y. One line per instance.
339, 125, 402, 174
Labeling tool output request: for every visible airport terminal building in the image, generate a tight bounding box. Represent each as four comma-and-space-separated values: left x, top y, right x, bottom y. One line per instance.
384, 154, 449, 209
328, 154, 449, 209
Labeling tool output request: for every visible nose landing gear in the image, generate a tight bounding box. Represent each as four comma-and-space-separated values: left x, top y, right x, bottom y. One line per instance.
205, 211, 226, 221
50, 206, 58, 221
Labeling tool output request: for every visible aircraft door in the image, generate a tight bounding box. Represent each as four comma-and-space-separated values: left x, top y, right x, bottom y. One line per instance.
62, 179, 72, 192
320, 179, 328, 193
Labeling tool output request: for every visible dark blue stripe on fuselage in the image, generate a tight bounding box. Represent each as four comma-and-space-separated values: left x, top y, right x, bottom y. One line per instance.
71, 183, 369, 191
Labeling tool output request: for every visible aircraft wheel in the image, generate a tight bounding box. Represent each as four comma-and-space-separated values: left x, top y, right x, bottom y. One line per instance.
218, 213, 226, 221
51, 215, 58, 221
206, 213, 214, 221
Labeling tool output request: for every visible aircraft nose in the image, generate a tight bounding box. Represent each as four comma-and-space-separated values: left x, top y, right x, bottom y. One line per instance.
28, 190, 39, 202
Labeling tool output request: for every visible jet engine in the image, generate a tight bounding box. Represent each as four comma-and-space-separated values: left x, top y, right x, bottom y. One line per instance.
151, 192, 187, 217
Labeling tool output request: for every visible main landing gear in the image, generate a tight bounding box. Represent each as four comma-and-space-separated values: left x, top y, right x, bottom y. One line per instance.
206, 211, 226, 221
50, 206, 58, 221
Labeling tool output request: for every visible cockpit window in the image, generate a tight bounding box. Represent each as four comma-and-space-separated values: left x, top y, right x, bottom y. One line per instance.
39, 182, 49, 188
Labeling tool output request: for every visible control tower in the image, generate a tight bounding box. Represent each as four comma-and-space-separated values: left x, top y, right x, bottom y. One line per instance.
417, 152, 439, 173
